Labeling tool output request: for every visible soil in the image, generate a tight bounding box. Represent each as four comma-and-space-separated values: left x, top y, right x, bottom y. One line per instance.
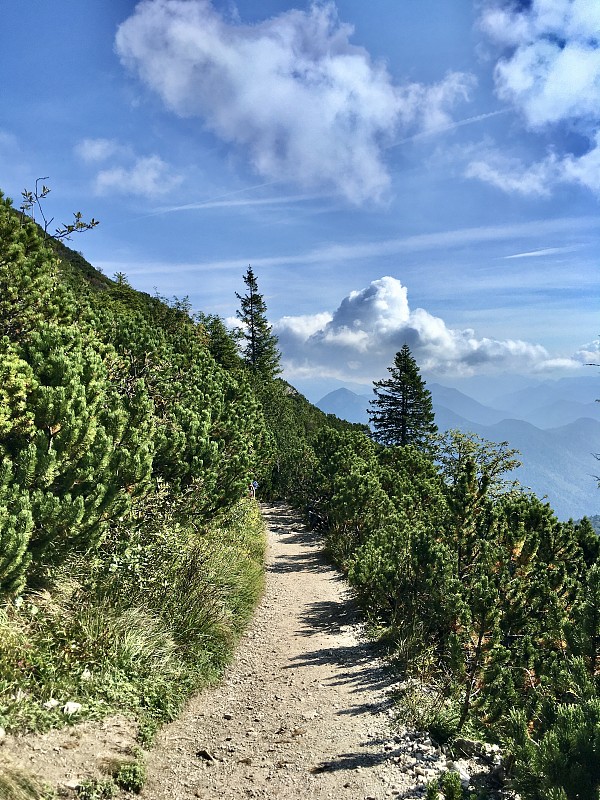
140, 502, 417, 800
0, 503, 442, 799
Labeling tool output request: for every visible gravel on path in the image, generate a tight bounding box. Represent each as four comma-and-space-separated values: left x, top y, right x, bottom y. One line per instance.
140, 502, 422, 800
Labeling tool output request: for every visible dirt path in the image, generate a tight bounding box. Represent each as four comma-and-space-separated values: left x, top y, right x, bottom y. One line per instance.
140, 503, 422, 800
3, 503, 463, 798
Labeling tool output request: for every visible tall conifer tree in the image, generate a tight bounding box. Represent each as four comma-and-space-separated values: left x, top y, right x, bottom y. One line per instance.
235, 267, 281, 380
369, 344, 437, 449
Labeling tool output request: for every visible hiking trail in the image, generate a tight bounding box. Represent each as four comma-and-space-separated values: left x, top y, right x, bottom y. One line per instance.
140, 502, 424, 800
2, 503, 469, 799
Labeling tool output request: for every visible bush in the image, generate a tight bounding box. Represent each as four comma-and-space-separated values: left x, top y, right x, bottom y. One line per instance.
506, 700, 600, 800
426, 771, 462, 800
76, 779, 116, 800
114, 757, 146, 793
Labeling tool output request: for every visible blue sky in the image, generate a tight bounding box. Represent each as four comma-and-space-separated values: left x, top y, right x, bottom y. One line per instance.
2, 0, 599, 400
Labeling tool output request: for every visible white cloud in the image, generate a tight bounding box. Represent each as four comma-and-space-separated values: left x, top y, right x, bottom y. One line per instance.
74, 138, 128, 163
474, 0, 600, 196
561, 130, 600, 192
276, 311, 333, 340
465, 149, 560, 195
75, 138, 182, 198
466, 136, 600, 196
275, 276, 581, 380
95, 155, 182, 197
115, 0, 473, 204
574, 339, 600, 365
480, 0, 600, 128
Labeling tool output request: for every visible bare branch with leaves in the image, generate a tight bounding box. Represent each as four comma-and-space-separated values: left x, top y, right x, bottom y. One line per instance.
20, 177, 98, 240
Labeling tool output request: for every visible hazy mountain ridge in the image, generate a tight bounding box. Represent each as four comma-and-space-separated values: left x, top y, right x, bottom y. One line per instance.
317, 381, 600, 521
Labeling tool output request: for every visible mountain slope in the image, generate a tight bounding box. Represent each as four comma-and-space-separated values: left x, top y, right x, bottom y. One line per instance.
317, 388, 371, 425
447, 416, 600, 521
316, 386, 600, 520
429, 383, 507, 425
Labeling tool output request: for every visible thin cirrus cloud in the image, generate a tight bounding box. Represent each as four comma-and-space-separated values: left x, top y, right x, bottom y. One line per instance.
503, 245, 581, 260
74, 137, 181, 197
115, 0, 474, 205
101, 214, 597, 279
469, 0, 600, 196
274, 276, 581, 382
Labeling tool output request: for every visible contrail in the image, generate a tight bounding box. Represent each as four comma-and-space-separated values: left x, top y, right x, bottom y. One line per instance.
156, 191, 321, 214
113, 179, 284, 227
387, 109, 509, 148
153, 180, 283, 214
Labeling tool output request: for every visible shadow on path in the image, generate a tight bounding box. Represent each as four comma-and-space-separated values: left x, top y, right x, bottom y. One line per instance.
261, 503, 399, 721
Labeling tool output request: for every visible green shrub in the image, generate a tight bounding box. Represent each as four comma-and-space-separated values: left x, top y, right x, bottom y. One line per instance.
426, 770, 463, 800
76, 778, 116, 800
506, 700, 600, 800
114, 758, 146, 793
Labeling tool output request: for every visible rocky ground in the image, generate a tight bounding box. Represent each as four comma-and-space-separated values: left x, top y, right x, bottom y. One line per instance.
0, 503, 509, 799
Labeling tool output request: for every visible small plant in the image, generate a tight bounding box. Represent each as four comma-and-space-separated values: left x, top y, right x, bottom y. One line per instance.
428, 703, 461, 745
75, 778, 116, 800
113, 757, 146, 794
135, 715, 158, 748
426, 771, 463, 800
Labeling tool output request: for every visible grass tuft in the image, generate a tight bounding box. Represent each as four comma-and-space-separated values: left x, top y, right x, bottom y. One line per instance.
0, 498, 266, 735
0, 766, 48, 800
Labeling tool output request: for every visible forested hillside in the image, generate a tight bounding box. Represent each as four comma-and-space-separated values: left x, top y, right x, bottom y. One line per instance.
0, 192, 357, 753
1, 190, 599, 800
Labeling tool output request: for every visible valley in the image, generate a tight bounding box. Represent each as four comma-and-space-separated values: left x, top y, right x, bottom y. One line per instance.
317, 377, 600, 521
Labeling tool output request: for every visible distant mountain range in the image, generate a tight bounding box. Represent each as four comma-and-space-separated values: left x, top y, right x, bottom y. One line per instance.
316, 378, 600, 521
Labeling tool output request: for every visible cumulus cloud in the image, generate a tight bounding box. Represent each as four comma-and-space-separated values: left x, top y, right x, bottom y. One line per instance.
75, 138, 181, 197
480, 0, 600, 128
115, 0, 473, 204
472, 0, 600, 196
574, 339, 600, 365
274, 276, 580, 380
95, 155, 182, 196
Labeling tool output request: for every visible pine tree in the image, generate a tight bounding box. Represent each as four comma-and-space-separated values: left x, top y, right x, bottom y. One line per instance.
235, 266, 281, 381
197, 312, 243, 372
568, 563, 600, 683
368, 344, 437, 449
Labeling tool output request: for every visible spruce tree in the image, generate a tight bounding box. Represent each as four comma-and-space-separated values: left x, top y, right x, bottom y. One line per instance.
235, 266, 281, 381
197, 312, 243, 372
369, 344, 437, 449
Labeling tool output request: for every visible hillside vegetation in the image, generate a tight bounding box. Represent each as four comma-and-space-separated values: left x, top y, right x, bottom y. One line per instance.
316, 384, 600, 520
0, 192, 352, 743
0, 191, 599, 799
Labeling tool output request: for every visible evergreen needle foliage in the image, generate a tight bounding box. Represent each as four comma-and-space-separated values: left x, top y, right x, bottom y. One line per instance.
287, 410, 600, 799
1, 183, 598, 800
235, 266, 281, 381
369, 344, 437, 450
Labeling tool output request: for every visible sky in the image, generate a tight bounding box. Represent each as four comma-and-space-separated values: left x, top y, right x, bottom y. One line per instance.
1, 0, 599, 401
